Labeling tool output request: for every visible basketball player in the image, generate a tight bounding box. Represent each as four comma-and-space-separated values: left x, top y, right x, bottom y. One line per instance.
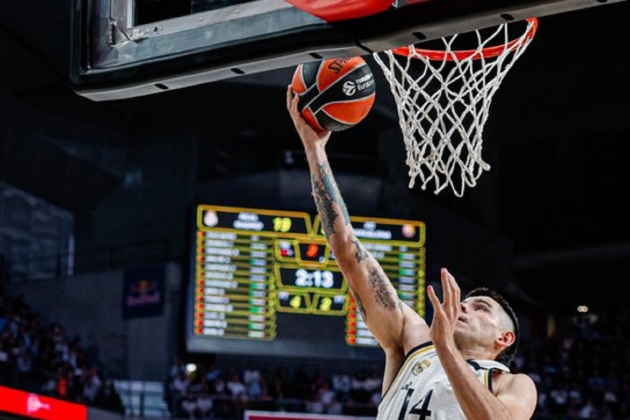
286, 85, 538, 420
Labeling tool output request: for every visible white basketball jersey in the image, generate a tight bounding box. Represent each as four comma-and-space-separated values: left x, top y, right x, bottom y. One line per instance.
377, 342, 510, 420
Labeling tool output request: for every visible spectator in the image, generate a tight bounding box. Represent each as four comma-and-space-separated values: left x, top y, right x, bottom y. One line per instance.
205, 361, 221, 382
170, 370, 190, 396
188, 371, 208, 396
226, 371, 246, 399
363, 369, 382, 397
181, 395, 198, 419
243, 362, 261, 387
196, 394, 213, 419
331, 369, 351, 402
170, 357, 187, 379
579, 397, 598, 418
318, 381, 342, 414
0, 342, 10, 364
82, 366, 103, 403
54, 370, 69, 399
243, 362, 264, 400
15, 346, 32, 373
550, 382, 569, 414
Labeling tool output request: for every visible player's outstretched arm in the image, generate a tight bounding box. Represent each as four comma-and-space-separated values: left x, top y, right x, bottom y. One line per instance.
286, 86, 429, 362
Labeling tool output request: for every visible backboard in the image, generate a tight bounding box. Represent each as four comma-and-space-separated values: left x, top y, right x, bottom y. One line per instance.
70, 0, 628, 101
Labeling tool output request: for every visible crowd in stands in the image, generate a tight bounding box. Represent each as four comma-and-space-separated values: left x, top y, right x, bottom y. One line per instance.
3, 275, 630, 420
0, 284, 125, 414
164, 357, 384, 419
164, 309, 630, 420
514, 310, 630, 419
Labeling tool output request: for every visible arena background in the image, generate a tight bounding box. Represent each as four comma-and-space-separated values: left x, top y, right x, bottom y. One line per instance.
0, 0, 629, 418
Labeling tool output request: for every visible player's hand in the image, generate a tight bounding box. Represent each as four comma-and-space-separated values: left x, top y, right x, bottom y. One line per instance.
286, 85, 331, 149
427, 268, 461, 349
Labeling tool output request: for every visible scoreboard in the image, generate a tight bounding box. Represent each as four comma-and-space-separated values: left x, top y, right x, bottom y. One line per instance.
186, 204, 426, 360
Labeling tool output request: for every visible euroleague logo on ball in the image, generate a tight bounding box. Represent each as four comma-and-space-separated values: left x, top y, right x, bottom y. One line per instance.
342, 81, 357, 96
342, 73, 374, 97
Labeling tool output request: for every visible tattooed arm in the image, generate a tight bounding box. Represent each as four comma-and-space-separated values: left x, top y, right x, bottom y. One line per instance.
286, 86, 431, 388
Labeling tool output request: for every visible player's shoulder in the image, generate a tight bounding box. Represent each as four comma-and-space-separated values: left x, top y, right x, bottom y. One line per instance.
492, 370, 538, 420
493, 370, 537, 393
401, 303, 431, 347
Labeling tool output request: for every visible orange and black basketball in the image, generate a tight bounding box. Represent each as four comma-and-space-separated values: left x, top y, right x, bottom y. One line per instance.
291, 56, 376, 132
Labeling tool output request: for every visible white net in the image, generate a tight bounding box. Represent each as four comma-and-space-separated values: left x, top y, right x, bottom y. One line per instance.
373, 18, 538, 197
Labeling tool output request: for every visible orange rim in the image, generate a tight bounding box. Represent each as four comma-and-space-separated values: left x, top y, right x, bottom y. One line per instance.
393, 17, 538, 61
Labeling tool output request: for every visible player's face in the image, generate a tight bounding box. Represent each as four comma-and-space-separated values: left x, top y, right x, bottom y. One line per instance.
455, 296, 504, 348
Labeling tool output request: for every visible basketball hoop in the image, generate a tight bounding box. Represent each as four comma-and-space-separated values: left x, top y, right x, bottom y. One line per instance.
373, 18, 538, 197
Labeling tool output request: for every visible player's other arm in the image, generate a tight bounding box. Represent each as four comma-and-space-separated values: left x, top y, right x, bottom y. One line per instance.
438, 344, 537, 420
457, 368, 537, 420
428, 270, 537, 420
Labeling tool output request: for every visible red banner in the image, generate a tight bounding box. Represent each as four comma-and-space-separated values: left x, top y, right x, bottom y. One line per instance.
0, 386, 88, 420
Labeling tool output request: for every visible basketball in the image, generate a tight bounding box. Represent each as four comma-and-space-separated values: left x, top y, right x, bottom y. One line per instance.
290, 56, 376, 132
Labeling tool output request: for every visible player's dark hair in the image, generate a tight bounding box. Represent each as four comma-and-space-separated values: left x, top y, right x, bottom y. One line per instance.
466, 287, 519, 368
